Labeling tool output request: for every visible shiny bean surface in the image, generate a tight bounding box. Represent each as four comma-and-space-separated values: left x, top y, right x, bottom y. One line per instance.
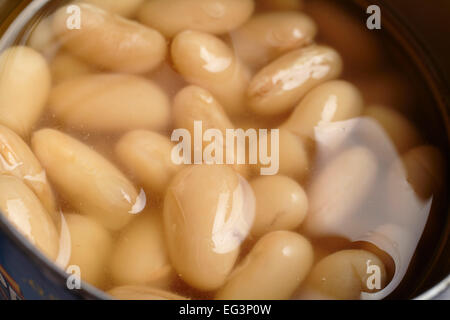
0, 46, 51, 137
247, 45, 343, 116
53, 4, 166, 73
216, 231, 313, 300
171, 30, 250, 116
49, 74, 170, 132
0, 175, 59, 260
138, 0, 255, 38
80, 0, 145, 17
108, 285, 187, 300
163, 165, 255, 291
32, 129, 142, 231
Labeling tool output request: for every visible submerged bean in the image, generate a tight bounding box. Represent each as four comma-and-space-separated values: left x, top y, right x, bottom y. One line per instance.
53, 4, 166, 73
164, 165, 255, 291
49, 74, 170, 132
216, 231, 313, 300
80, 0, 144, 17
108, 285, 187, 300
247, 45, 342, 116
32, 129, 143, 231
138, 0, 255, 38
0, 46, 51, 137
0, 175, 59, 260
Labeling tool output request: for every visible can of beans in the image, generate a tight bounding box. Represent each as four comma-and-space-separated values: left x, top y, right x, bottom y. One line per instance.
0, 0, 448, 300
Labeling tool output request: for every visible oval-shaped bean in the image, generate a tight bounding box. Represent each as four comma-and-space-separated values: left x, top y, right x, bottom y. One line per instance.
53, 4, 166, 73
138, 0, 254, 38
65, 213, 113, 288
50, 51, 94, 84
110, 210, 174, 288
171, 30, 250, 116
81, 0, 144, 17
257, 0, 304, 11
0, 125, 59, 225
164, 165, 255, 291
31, 129, 143, 231
282, 80, 364, 138
108, 286, 187, 300
364, 105, 421, 154
247, 45, 343, 116
257, 128, 310, 180
250, 175, 308, 237
0, 175, 59, 260
49, 74, 170, 132
400, 145, 444, 199
0, 46, 51, 137
116, 130, 181, 195
216, 231, 313, 300
303, 147, 378, 237
301, 249, 387, 300
231, 12, 316, 69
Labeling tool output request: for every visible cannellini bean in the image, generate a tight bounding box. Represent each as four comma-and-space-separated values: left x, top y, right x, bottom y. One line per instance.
138, 0, 255, 38
0, 46, 51, 137
49, 74, 170, 132
247, 45, 343, 116
50, 51, 94, 84
31, 129, 143, 231
108, 286, 187, 300
65, 213, 113, 288
80, 0, 144, 17
231, 12, 316, 70
164, 165, 255, 291
257, 0, 304, 11
27, 17, 56, 54
0, 125, 58, 225
301, 250, 387, 300
110, 210, 174, 288
52, 4, 166, 73
304, 0, 382, 72
115, 130, 181, 195
171, 30, 250, 116
281, 80, 364, 139
250, 175, 308, 237
0, 175, 59, 260
364, 105, 421, 153
303, 147, 378, 237
256, 128, 310, 180
216, 231, 313, 300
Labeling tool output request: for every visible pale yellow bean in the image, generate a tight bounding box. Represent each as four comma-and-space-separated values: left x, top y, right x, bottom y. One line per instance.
171, 30, 250, 116
247, 45, 343, 116
53, 4, 166, 73
50, 51, 94, 84
301, 250, 387, 300
0, 125, 58, 225
281, 80, 364, 139
231, 12, 316, 69
138, 0, 255, 38
216, 231, 313, 300
27, 18, 56, 54
257, 0, 304, 11
364, 105, 421, 153
250, 175, 308, 237
256, 128, 310, 180
164, 165, 255, 291
0, 46, 51, 137
31, 129, 142, 231
303, 147, 378, 237
116, 130, 181, 195
0, 175, 59, 260
108, 286, 187, 300
110, 210, 174, 288
80, 0, 144, 17
49, 74, 170, 132
65, 213, 113, 288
